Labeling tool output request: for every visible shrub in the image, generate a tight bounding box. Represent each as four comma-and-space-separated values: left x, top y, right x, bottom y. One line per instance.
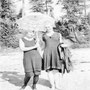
0, 0, 19, 48
0, 20, 19, 48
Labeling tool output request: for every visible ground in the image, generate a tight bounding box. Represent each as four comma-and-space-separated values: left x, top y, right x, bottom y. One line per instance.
0, 48, 90, 90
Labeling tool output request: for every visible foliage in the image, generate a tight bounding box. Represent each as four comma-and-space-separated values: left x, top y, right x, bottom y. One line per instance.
0, 0, 19, 48
62, 0, 85, 24
30, 0, 52, 13
0, 21, 19, 48
54, 0, 90, 47
55, 17, 90, 43
30, 0, 44, 13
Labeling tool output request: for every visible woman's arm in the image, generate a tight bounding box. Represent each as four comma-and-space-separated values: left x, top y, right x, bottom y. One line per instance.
59, 33, 63, 44
19, 38, 38, 51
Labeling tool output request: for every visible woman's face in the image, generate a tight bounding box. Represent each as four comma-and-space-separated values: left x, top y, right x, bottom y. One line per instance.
26, 32, 35, 38
45, 26, 53, 33
38, 31, 44, 38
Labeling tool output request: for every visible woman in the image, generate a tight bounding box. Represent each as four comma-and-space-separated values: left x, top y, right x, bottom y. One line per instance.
19, 31, 42, 90
41, 26, 63, 90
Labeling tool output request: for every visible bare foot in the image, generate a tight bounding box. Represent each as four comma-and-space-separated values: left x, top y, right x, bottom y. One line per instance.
31, 85, 37, 90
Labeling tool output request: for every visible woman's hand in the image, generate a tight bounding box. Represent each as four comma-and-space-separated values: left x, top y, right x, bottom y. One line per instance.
61, 43, 68, 47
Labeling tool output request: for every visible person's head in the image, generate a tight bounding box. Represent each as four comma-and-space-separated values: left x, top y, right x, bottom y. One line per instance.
37, 31, 46, 39
44, 25, 54, 35
24, 31, 35, 39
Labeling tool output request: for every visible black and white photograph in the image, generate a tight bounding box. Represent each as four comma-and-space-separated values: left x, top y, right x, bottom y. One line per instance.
0, 0, 90, 90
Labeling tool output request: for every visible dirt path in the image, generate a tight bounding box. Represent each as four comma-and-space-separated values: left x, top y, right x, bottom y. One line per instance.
0, 48, 90, 90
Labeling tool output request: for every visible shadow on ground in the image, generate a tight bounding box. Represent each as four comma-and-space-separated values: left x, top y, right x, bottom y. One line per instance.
0, 71, 24, 86
0, 71, 51, 88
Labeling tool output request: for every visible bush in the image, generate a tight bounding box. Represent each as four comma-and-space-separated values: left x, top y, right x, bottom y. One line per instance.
0, 35, 19, 48
71, 42, 90, 49
0, 20, 19, 48
0, 0, 20, 49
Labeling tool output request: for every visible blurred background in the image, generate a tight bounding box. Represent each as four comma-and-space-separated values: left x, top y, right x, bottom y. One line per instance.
0, 0, 90, 50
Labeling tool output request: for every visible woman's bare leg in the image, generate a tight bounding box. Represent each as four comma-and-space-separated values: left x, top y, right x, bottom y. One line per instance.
48, 71, 55, 90
20, 73, 31, 90
54, 71, 62, 90
32, 75, 39, 90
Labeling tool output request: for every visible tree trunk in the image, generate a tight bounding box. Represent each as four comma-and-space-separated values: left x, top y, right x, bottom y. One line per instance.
22, 0, 32, 16
22, 0, 25, 16
46, 0, 48, 14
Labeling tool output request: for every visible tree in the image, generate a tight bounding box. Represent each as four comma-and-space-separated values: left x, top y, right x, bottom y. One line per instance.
30, 0, 53, 15
54, 0, 90, 45
30, 0, 45, 13
0, 0, 19, 48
